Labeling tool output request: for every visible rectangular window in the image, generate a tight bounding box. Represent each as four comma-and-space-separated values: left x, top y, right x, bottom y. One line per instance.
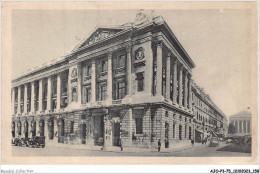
101, 60, 107, 72
99, 84, 107, 101
43, 83, 47, 110
83, 65, 92, 76
52, 79, 57, 96
173, 124, 175, 138
136, 73, 144, 92
83, 86, 91, 103
70, 121, 74, 134
135, 118, 143, 134
27, 86, 31, 112
185, 125, 187, 138
118, 55, 125, 68
86, 88, 91, 103
117, 81, 125, 99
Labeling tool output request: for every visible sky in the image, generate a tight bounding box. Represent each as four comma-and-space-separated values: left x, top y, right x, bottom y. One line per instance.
12, 9, 253, 117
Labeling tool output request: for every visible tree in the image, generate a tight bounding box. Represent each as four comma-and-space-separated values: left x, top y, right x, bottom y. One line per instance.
228, 123, 236, 134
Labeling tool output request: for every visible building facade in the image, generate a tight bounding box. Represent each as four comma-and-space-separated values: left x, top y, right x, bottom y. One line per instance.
192, 83, 228, 142
11, 11, 227, 149
229, 111, 251, 135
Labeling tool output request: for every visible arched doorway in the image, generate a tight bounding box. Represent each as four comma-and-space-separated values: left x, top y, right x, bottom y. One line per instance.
11, 122, 15, 138
39, 120, 44, 136
80, 123, 86, 144
57, 119, 65, 143
58, 119, 64, 136
24, 121, 28, 138
179, 125, 182, 140
31, 121, 36, 137
17, 121, 22, 136
48, 119, 54, 140
189, 126, 191, 140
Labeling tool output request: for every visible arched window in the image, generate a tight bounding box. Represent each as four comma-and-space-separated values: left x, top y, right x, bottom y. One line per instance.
179, 125, 182, 140
72, 88, 77, 102
173, 123, 175, 138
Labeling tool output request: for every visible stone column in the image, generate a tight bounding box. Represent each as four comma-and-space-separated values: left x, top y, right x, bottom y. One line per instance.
47, 77, 52, 111
172, 58, 178, 104
184, 70, 188, 108
17, 86, 21, 114
156, 41, 163, 97
77, 64, 82, 105
178, 65, 183, 106
53, 119, 58, 143
38, 79, 43, 112
44, 119, 49, 139
91, 59, 96, 102
126, 46, 132, 96
30, 82, 35, 113
245, 120, 247, 134
107, 52, 113, 103
188, 74, 192, 110
56, 73, 61, 110
36, 121, 40, 136
12, 88, 15, 115
236, 121, 239, 133
28, 121, 31, 138
241, 120, 244, 134
166, 53, 171, 101
128, 108, 133, 145
24, 84, 28, 114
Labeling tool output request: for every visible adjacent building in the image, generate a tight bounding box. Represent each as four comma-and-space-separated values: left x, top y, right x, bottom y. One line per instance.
229, 111, 251, 135
192, 83, 228, 141
11, 10, 227, 149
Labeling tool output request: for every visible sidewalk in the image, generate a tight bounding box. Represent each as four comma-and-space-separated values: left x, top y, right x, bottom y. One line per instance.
46, 141, 207, 153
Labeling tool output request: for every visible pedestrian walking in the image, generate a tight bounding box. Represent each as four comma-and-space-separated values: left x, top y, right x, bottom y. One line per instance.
119, 139, 123, 151
191, 139, 194, 147
158, 139, 161, 152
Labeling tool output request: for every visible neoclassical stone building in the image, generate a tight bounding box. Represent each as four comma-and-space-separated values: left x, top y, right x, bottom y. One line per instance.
229, 111, 251, 135
11, 11, 227, 149
192, 83, 228, 142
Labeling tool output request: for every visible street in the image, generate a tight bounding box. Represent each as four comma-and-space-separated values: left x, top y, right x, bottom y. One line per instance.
12, 143, 251, 157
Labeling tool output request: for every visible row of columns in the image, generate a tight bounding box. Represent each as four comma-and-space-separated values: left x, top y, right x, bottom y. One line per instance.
80, 46, 132, 104
13, 119, 59, 140
232, 120, 251, 134
13, 45, 133, 116
12, 73, 63, 115
156, 42, 192, 109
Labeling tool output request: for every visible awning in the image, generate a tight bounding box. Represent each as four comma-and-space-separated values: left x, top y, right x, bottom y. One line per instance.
195, 129, 203, 134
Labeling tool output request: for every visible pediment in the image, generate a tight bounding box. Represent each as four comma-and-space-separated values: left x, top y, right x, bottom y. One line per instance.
76, 27, 125, 50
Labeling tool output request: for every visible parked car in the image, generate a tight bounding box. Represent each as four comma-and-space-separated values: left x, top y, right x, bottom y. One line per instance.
28, 136, 45, 148
19, 138, 30, 147
11, 137, 20, 146
209, 137, 219, 146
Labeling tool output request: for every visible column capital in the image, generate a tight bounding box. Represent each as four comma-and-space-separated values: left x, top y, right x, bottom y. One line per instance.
91, 58, 96, 64
188, 72, 192, 79
167, 52, 172, 58
172, 56, 178, 64
107, 52, 113, 58
76, 62, 82, 68
153, 37, 163, 47
30, 80, 36, 85
183, 68, 189, 76
56, 72, 63, 77
126, 44, 132, 53
179, 64, 184, 70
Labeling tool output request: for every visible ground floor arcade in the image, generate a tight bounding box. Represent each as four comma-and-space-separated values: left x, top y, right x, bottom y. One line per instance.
11, 104, 195, 149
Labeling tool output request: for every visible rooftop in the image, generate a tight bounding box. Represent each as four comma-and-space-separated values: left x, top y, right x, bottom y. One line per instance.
229, 111, 251, 118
